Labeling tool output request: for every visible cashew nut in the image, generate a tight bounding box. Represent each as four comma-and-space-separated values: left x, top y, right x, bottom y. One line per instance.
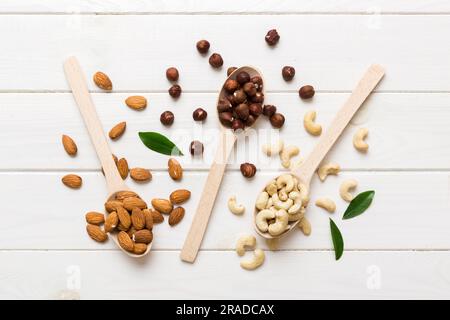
288, 207, 305, 221
272, 193, 293, 210
317, 162, 340, 181
315, 197, 336, 213
298, 182, 310, 206
353, 128, 369, 152
255, 209, 276, 232
235, 235, 256, 256
268, 209, 289, 236
287, 191, 303, 214
280, 145, 299, 168
265, 197, 273, 209
228, 195, 245, 215
262, 140, 284, 156
298, 217, 311, 236
278, 188, 289, 201
265, 180, 278, 196
240, 249, 265, 270
255, 191, 269, 210
303, 110, 322, 136
340, 179, 358, 202
276, 174, 294, 192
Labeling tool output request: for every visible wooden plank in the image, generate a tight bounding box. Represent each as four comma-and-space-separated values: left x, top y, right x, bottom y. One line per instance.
1, 93, 449, 170
0, 250, 449, 299
0, 171, 448, 250
0, 15, 449, 91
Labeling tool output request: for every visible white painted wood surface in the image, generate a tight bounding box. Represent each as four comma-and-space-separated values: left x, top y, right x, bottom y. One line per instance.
0, 1, 449, 299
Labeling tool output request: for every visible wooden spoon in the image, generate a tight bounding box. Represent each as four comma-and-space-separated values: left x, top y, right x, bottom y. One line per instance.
63, 56, 151, 257
180, 66, 264, 263
254, 64, 385, 239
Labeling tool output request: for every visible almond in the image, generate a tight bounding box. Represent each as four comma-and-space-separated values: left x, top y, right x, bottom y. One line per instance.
133, 229, 153, 244
169, 189, 191, 205
93, 71, 113, 91
133, 243, 148, 255
115, 191, 138, 201
117, 223, 129, 231
169, 207, 185, 226
117, 158, 129, 180
117, 206, 131, 229
130, 168, 152, 182
62, 135, 77, 156
123, 197, 147, 211
117, 231, 134, 252
151, 198, 173, 214
126, 226, 137, 238
142, 209, 154, 229
104, 200, 122, 212
86, 224, 108, 242
62, 174, 82, 189
168, 158, 183, 180
151, 209, 164, 224
131, 208, 146, 230
85, 212, 105, 225
104, 211, 118, 233
109, 121, 126, 140
125, 96, 147, 110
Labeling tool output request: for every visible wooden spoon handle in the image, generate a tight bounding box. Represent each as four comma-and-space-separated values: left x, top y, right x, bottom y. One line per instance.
63, 56, 126, 194
180, 130, 237, 263
293, 64, 385, 182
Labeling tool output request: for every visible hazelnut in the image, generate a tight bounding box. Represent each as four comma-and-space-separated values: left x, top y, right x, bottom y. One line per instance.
189, 140, 204, 156
160, 111, 174, 126
235, 103, 249, 120
218, 112, 233, 127
240, 162, 257, 178
193, 108, 207, 121
251, 76, 263, 90
236, 71, 250, 85
209, 53, 223, 68
270, 113, 285, 128
217, 98, 232, 113
166, 67, 179, 82
168, 84, 182, 98
231, 119, 245, 131
224, 79, 239, 92
225, 93, 236, 106
233, 89, 247, 104
196, 40, 210, 54
245, 115, 257, 127
243, 82, 257, 96
299, 85, 315, 99
248, 103, 263, 116
263, 105, 277, 117
227, 67, 238, 76
251, 92, 264, 103
265, 29, 280, 46
282, 66, 295, 81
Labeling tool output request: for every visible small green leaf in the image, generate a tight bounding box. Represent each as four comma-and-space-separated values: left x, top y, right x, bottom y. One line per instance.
342, 190, 375, 220
138, 132, 183, 156
330, 218, 344, 261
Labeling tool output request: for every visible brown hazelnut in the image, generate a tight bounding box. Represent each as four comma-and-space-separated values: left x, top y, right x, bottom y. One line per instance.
227, 67, 238, 76
225, 93, 236, 106
248, 103, 262, 116
235, 103, 249, 120
160, 111, 174, 126
217, 98, 232, 113
282, 66, 295, 81
224, 79, 239, 92
193, 108, 207, 121
209, 53, 223, 68
218, 112, 233, 127
196, 40, 210, 54
265, 29, 280, 46
243, 82, 257, 96
166, 67, 179, 82
231, 119, 245, 131
263, 105, 277, 117
270, 113, 285, 128
245, 114, 257, 127
233, 89, 247, 104
236, 71, 250, 85
168, 84, 182, 98
251, 76, 263, 90
251, 92, 264, 103
240, 162, 257, 178
299, 85, 315, 99
189, 140, 204, 156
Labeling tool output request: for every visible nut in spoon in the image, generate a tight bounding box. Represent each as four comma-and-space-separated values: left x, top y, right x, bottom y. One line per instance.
63, 56, 151, 257
254, 64, 385, 239
180, 66, 264, 263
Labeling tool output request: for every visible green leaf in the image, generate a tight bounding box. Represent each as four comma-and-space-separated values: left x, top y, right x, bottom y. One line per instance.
330, 218, 344, 261
342, 190, 375, 220
138, 132, 183, 156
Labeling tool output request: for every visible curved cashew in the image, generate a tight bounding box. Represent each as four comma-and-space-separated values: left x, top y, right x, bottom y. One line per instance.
235, 235, 256, 256
255, 192, 269, 210
272, 193, 293, 210
255, 209, 276, 232
353, 128, 369, 152
317, 162, 340, 181
278, 188, 288, 201
315, 197, 336, 213
262, 140, 284, 156
265, 180, 278, 196
303, 110, 322, 136
288, 191, 303, 215
268, 209, 289, 236
240, 249, 265, 270
340, 179, 358, 202
298, 217, 311, 236
298, 183, 310, 206
228, 195, 245, 215
265, 197, 273, 209
288, 208, 304, 221
280, 145, 299, 168
276, 174, 294, 192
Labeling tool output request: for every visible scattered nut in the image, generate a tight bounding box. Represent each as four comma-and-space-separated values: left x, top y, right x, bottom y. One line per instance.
299, 85, 315, 99
93, 71, 112, 91
240, 249, 265, 270
262, 105, 277, 117
228, 195, 245, 215
315, 197, 336, 213
169, 207, 185, 226
240, 162, 256, 178
196, 39, 210, 54
282, 66, 295, 81
151, 198, 173, 214
298, 217, 311, 236
170, 189, 191, 204
160, 111, 175, 126
130, 168, 152, 182
117, 158, 129, 179
353, 128, 369, 152
303, 110, 322, 136
270, 113, 285, 128
209, 53, 223, 68
168, 84, 182, 98
192, 108, 208, 121
109, 121, 126, 140
85, 212, 105, 225
62, 134, 77, 156
317, 162, 340, 181
168, 158, 183, 180
62, 174, 82, 189
189, 140, 204, 156
265, 29, 280, 46
280, 145, 299, 168
86, 224, 108, 242
125, 96, 147, 110
166, 67, 179, 82
340, 179, 358, 202
236, 235, 256, 256
151, 209, 164, 224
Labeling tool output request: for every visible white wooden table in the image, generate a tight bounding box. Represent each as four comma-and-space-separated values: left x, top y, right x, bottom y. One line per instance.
1, 1, 450, 299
